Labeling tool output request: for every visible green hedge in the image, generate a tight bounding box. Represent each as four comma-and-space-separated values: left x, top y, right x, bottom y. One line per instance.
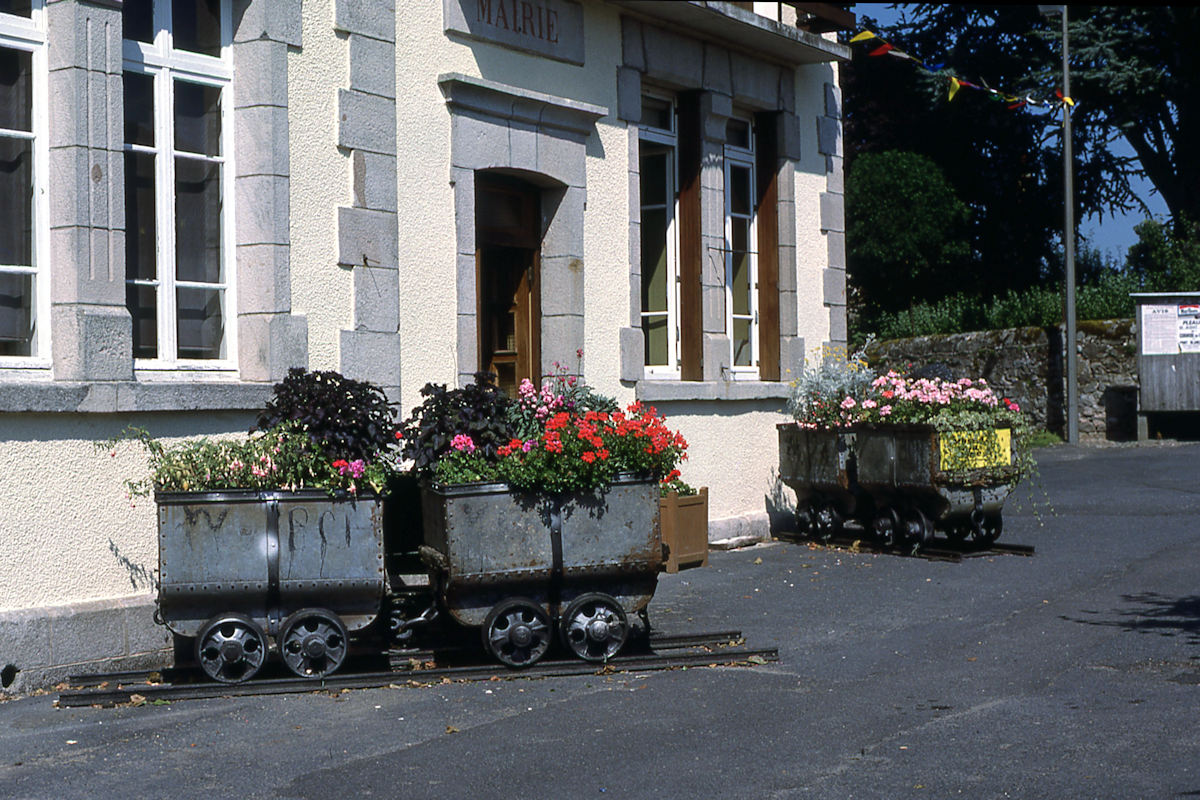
861, 271, 1140, 343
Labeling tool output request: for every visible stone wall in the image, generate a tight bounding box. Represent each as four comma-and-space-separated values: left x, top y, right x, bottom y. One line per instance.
865, 320, 1138, 441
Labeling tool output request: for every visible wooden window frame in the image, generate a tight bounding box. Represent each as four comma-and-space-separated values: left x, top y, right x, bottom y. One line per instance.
755, 111, 781, 381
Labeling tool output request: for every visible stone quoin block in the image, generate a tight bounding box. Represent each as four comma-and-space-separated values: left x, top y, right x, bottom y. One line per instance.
817, 114, 842, 158
352, 151, 398, 213
337, 89, 397, 156
235, 173, 291, 247
237, 313, 309, 383
233, 0, 303, 47
232, 37, 289, 109
619, 326, 645, 383
349, 34, 397, 99
819, 191, 845, 233
235, 243, 293, 315
337, 206, 399, 269
235, 105, 290, 177
334, 0, 396, 43
352, 263, 400, 332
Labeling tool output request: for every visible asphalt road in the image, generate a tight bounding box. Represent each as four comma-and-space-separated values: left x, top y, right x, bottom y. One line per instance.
2, 442, 1198, 800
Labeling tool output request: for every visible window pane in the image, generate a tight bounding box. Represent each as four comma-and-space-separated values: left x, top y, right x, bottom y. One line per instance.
0, 1, 33, 19
174, 81, 221, 156
640, 150, 669, 206
732, 318, 751, 366
0, 137, 33, 267
122, 0, 155, 43
176, 286, 224, 359
172, 0, 222, 57
126, 283, 157, 359
729, 165, 751, 216
726, 118, 750, 149
123, 73, 155, 147
641, 96, 672, 131
731, 253, 751, 317
0, 272, 33, 356
643, 314, 668, 367
174, 157, 222, 283
640, 208, 668, 312
125, 152, 157, 280
0, 47, 32, 133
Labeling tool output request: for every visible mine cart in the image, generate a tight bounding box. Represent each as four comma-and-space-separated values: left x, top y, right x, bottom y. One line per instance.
778, 423, 1018, 551
156, 490, 385, 683
418, 474, 663, 667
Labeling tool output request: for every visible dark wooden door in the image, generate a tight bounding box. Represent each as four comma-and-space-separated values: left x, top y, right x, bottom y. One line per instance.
476, 175, 541, 396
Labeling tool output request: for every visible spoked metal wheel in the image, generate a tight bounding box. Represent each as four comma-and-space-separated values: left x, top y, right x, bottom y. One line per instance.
279, 608, 349, 679
195, 613, 267, 684
872, 507, 901, 547
482, 599, 552, 668
902, 507, 932, 552
973, 512, 1002, 547
813, 502, 843, 542
559, 593, 629, 663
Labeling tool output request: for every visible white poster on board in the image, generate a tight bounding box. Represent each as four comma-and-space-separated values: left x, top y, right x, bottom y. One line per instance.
1179, 303, 1200, 353
1141, 304, 1178, 355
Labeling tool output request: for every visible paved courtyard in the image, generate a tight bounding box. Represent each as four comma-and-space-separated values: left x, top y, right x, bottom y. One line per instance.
2, 442, 1198, 799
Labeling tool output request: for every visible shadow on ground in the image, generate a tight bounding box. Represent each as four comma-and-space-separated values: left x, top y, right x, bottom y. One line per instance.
1062, 592, 1200, 645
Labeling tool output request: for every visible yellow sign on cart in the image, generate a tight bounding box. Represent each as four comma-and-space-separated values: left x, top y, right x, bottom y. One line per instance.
938, 428, 1012, 471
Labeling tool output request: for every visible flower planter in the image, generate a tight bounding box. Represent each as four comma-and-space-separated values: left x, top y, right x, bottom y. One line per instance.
156, 489, 385, 640
659, 487, 709, 573
419, 474, 663, 628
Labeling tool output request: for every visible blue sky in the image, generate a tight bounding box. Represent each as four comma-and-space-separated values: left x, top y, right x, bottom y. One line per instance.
851, 3, 1169, 261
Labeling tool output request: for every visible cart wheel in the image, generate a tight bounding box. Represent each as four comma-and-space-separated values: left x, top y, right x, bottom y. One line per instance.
560, 593, 629, 663
973, 513, 1003, 547
195, 613, 267, 684
903, 508, 932, 551
814, 503, 843, 542
872, 507, 900, 547
795, 504, 817, 538
279, 608, 349, 679
945, 524, 969, 544
482, 599, 552, 668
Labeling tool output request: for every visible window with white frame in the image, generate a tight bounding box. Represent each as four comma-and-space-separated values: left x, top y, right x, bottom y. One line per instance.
123, 0, 234, 366
724, 115, 757, 376
639, 94, 679, 375
0, 2, 47, 363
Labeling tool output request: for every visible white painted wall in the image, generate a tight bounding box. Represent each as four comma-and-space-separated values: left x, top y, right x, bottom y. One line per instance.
289, 0, 352, 372
3, 2, 841, 612
0, 413, 250, 611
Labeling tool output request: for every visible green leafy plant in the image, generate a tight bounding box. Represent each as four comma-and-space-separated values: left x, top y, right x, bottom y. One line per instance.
102, 422, 391, 496
786, 340, 877, 429
399, 373, 514, 478
256, 368, 397, 462
430, 402, 688, 495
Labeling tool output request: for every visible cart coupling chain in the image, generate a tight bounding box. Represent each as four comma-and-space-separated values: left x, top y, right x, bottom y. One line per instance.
391, 603, 439, 642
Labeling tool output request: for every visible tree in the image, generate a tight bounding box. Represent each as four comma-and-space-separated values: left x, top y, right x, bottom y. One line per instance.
843, 5, 1200, 300
1125, 219, 1200, 293
842, 7, 1063, 300
846, 151, 971, 318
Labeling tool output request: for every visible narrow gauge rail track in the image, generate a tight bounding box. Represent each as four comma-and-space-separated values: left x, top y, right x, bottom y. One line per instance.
58, 631, 777, 708
784, 531, 1035, 563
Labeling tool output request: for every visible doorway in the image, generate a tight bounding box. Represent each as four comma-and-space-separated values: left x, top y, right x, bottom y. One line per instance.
476, 174, 541, 397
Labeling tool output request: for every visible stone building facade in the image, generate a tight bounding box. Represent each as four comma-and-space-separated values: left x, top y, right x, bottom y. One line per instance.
0, 0, 850, 692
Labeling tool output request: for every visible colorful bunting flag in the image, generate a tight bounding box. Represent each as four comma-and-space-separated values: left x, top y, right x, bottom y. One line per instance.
850, 29, 1076, 118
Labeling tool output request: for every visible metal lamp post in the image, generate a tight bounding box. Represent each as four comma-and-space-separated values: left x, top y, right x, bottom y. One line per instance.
1039, 4, 1078, 443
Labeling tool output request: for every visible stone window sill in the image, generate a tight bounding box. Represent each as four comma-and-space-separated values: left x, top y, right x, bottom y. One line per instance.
0, 381, 274, 414
634, 379, 790, 403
